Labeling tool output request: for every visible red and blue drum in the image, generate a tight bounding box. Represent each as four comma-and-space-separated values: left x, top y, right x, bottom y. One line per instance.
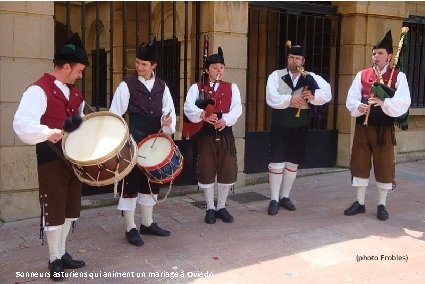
137, 133, 183, 184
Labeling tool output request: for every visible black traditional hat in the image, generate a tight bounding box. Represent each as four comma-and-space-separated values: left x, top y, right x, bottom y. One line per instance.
136, 42, 157, 62
54, 33, 89, 66
288, 39, 306, 57
204, 47, 225, 69
373, 30, 393, 54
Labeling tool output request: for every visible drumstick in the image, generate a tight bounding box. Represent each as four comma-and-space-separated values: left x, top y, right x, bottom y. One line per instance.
150, 109, 172, 148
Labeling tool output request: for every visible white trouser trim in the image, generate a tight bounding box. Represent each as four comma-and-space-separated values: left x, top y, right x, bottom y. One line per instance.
285, 162, 298, 171
137, 193, 158, 206
217, 182, 234, 187
44, 224, 62, 232
268, 162, 285, 171
352, 177, 369, 187
198, 182, 215, 188
117, 197, 138, 211
376, 182, 393, 190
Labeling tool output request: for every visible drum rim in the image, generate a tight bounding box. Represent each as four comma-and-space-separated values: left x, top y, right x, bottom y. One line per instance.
62, 111, 130, 166
138, 145, 184, 184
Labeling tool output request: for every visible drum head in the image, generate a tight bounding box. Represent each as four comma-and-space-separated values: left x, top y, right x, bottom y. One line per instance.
63, 112, 127, 162
137, 136, 172, 168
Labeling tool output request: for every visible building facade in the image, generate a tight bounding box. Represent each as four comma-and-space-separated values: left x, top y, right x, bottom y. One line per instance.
1, 1, 425, 222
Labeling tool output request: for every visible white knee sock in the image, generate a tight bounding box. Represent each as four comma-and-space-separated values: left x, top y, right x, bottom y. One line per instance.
59, 219, 73, 257
217, 185, 230, 210
356, 186, 367, 205
141, 205, 153, 227
124, 209, 137, 232
203, 186, 215, 210
279, 169, 297, 199
269, 173, 283, 201
46, 227, 62, 262
378, 187, 388, 206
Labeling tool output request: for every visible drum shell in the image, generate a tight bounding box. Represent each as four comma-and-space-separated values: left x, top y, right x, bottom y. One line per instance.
62, 111, 137, 186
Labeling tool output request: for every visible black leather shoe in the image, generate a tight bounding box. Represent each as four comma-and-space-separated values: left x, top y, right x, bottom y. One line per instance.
48, 259, 64, 281
140, 223, 171, 236
377, 204, 389, 221
279, 197, 296, 211
125, 228, 144, 246
215, 208, 234, 223
267, 200, 279, 215
205, 209, 216, 224
61, 252, 85, 269
344, 201, 366, 216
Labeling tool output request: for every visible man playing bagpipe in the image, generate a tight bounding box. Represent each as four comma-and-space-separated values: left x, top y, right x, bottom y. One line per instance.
265, 41, 332, 216
344, 29, 411, 221
184, 47, 242, 224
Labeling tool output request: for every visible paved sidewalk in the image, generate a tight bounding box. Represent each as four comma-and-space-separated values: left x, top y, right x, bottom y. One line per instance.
1, 160, 425, 283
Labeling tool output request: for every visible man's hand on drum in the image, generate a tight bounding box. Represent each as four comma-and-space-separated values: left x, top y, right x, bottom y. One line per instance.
201, 111, 217, 125
48, 128, 63, 143
161, 114, 172, 127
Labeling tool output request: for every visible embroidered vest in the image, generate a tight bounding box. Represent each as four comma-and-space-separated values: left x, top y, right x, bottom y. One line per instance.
124, 75, 166, 141
33, 73, 83, 164
197, 80, 233, 136
271, 69, 309, 128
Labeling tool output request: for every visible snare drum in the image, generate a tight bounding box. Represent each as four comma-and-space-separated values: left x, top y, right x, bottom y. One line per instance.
62, 111, 137, 187
137, 133, 183, 184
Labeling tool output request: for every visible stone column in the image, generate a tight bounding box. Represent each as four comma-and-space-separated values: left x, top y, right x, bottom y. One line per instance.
335, 1, 408, 167
200, 1, 248, 187
0, 2, 55, 222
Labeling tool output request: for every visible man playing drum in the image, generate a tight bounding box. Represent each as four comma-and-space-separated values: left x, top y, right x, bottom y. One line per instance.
184, 47, 242, 224
110, 42, 176, 246
13, 33, 88, 281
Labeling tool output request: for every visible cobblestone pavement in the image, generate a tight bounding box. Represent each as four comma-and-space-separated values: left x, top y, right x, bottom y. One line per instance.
1, 160, 425, 283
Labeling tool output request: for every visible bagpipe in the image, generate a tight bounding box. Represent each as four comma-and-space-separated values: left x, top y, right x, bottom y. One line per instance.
182, 35, 218, 139
364, 27, 410, 130
295, 65, 319, 117
286, 40, 320, 118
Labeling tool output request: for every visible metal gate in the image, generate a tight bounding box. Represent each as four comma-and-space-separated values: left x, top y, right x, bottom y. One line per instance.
245, 2, 340, 173
53, 1, 203, 193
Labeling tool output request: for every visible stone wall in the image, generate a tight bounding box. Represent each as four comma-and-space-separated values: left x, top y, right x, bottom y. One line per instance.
334, 1, 425, 167
0, 2, 55, 222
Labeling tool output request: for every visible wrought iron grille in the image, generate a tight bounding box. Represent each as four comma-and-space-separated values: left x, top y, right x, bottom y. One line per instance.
247, 2, 340, 132
402, 16, 425, 108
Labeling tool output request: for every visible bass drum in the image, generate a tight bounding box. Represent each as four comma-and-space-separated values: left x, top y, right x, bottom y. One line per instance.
62, 111, 137, 186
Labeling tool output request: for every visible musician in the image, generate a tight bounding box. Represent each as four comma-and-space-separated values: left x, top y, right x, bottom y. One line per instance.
184, 47, 242, 224
266, 42, 332, 216
13, 33, 88, 281
344, 30, 411, 220
109, 42, 176, 246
